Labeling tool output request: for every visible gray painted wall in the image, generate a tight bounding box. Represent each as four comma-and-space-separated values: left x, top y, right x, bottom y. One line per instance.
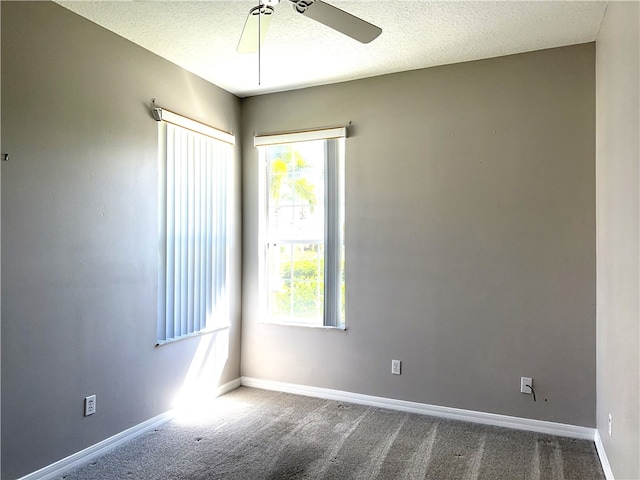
0, 3, 3, 477
595, 2, 640, 479
1, 3, 242, 478
0, 2, 603, 478
241, 44, 596, 427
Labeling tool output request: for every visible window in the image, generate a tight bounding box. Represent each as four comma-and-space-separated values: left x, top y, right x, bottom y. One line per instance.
256, 128, 346, 328
156, 109, 235, 344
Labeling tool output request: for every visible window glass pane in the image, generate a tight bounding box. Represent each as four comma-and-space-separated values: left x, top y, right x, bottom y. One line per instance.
291, 243, 324, 321
267, 141, 324, 242
268, 243, 324, 325
268, 244, 292, 318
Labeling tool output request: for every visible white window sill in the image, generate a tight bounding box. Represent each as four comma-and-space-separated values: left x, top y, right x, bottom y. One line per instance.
155, 324, 231, 347
258, 320, 346, 331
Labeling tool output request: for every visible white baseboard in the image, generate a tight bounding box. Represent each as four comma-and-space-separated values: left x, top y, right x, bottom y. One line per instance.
18, 411, 176, 480
213, 377, 242, 398
19, 377, 241, 480
594, 430, 615, 480
240, 376, 597, 441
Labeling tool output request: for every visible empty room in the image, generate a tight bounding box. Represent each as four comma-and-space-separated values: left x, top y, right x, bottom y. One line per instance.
1, 1, 638, 479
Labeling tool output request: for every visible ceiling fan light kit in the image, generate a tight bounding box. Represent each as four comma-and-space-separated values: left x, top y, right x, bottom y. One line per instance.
237, 0, 382, 54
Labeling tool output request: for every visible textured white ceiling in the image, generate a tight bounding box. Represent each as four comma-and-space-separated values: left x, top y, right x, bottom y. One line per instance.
56, 1, 607, 97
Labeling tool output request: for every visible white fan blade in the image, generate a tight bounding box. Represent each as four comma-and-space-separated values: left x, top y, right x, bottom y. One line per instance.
237, 5, 274, 54
299, 1, 381, 44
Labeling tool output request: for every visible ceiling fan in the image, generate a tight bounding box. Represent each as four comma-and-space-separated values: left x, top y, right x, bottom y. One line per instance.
237, 0, 382, 53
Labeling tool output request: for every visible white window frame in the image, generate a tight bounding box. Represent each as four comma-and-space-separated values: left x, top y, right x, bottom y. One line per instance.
156, 109, 235, 345
256, 127, 346, 329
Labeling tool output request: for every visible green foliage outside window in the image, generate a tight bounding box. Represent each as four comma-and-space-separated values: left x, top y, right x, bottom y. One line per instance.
269, 148, 318, 210
273, 251, 324, 319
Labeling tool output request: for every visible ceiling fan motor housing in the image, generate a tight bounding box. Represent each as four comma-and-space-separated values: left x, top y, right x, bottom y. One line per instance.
291, 0, 315, 14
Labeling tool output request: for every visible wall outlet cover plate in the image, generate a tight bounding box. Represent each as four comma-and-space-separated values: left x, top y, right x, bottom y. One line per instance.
85, 395, 96, 416
391, 360, 401, 375
520, 377, 532, 394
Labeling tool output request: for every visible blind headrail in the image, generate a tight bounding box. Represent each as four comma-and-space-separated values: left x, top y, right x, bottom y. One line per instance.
151, 106, 235, 146
254, 126, 347, 147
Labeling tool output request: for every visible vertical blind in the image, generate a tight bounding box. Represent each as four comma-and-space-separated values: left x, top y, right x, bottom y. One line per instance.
158, 118, 234, 343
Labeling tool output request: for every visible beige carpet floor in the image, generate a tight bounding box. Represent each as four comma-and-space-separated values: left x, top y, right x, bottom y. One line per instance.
62, 387, 605, 479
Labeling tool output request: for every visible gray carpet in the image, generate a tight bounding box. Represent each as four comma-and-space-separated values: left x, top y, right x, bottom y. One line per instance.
62, 387, 605, 479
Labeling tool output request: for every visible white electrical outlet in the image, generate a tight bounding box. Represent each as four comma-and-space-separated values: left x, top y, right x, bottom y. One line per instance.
520, 377, 533, 394
391, 359, 401, 375
84, 395, 96, 416
608, 413, 612, 436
